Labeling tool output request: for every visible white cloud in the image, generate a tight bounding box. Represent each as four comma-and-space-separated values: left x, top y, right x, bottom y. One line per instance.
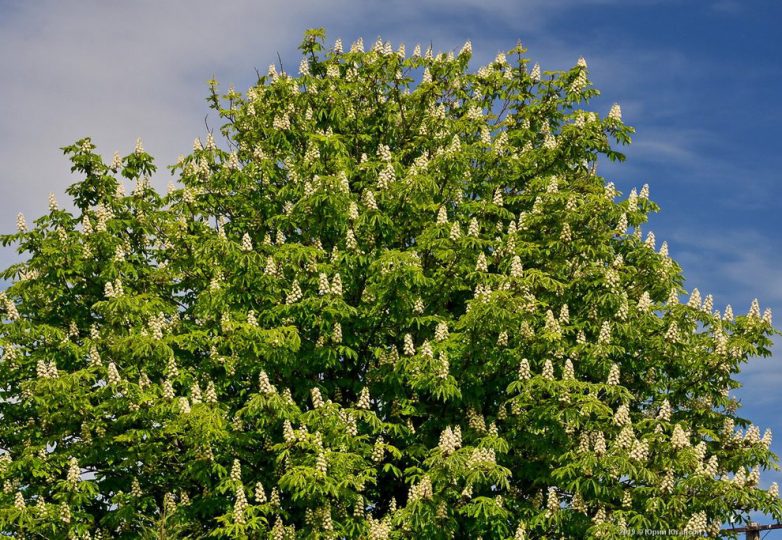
736, 345, 782, 407
711, 0, 742, 14
672, 228, 782, 306
0, 0, 777, 277
0, 0, 605, 257
1, 1, 430, 245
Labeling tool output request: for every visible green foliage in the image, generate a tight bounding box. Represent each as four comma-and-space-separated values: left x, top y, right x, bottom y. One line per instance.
0, 30, 779, 539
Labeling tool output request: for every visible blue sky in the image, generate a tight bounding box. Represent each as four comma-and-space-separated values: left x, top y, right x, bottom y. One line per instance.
1, 0, 781, 533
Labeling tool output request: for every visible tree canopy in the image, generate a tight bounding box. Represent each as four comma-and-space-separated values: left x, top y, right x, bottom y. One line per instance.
0, 28, 779, 539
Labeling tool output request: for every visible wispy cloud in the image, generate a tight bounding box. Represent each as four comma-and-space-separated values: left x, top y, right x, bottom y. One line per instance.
0, 1, 559, 231
630, 130, 714, 165
711, 0, 742, 14
672, 228, 782, 306
0, 0, 624, 252
735, 339, 782, 408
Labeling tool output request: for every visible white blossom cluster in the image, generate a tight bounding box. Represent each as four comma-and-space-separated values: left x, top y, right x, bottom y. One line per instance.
434, 321, 449, 342
467, 447, 496, 469
629, 439, 649, 462
542, 359, 554, 380
606, 363, 620, 385
107, 362, 121, 385
407, 475, 433, 502
682, 511, 708, 534
671, 425, 691, 449
403, 334, 416, 356
103, 279, 124, 298
178, 397, 191, 414
0, 292, 19, 321
438, 426, 462, 455
310, 387, 324, 408
315, 451, 328, 475
518, 358, 531, 381
367, 516, 392, 540
232, 486, 248, 525
597, 321, 611, 345
614, 405, 631, 426
660, 469, 675, 493
371, 437, 385, 462
36, 359, 58, 379
357, 387, 371, 409
88, 346, 102, 367
544, 310, 561, 336
286, 280, 303, 304
66, 457, 80, 487
616, 425, 635, 449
